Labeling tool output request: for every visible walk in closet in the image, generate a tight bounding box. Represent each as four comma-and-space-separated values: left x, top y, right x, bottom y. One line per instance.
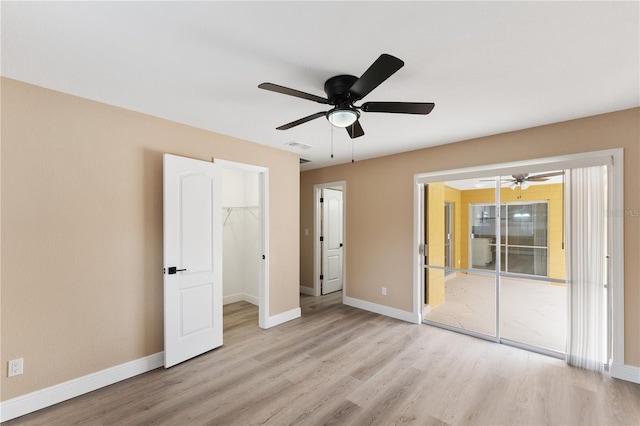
222, 167, 260, 306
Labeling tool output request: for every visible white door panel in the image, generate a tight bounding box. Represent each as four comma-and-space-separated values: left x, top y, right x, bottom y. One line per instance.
180, 174, 213, 273
326, 255, 342, 281
322, 188, 343, 294
164, 154, 223, 368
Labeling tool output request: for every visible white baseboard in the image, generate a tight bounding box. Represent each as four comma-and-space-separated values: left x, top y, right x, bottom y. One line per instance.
223, 293, 244, 305
244, 293, 259, 306
0, 352, 164, 423
264, 307, 301, 328
343, 296, 421, 324
299, 286, 314, 296
610, 362, 640, 384
224, 293, 259, 306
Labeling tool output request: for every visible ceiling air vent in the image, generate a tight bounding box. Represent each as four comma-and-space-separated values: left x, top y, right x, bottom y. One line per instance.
299, 158, 311, 164
285, 141, 313, 150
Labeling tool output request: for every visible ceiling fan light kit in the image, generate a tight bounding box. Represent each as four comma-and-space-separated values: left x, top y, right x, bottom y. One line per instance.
258, 53, 435, 140
327, 108, 359, 128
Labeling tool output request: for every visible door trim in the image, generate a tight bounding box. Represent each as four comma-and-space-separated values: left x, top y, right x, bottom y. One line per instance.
413, 149, 625, 373
213, 158, 270, 329
313, 181, 346, 298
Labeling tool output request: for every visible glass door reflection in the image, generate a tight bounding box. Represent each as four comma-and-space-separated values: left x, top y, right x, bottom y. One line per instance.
423, 180, 496, 338
498, 173, 566, 353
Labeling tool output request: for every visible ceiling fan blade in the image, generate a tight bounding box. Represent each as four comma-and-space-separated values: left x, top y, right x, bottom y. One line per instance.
346, 120, 364, 139
348, 54, 404, 101
528, 171, 565, 180
276, 111, 326, 130
361, 102, 435, 115
527, 177, 550, 182
258, 83, 328, 104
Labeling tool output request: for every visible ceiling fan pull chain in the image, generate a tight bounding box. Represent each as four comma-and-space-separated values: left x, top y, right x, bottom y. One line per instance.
331, 124, 334, 159
351, 139, 355, 163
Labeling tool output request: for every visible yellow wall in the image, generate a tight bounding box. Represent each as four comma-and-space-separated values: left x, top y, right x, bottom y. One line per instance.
426, 183, 445, 307
459, 183, 565, 280
0, 78, 301, 401
300, 107, 640, 367
444, 186, 463, 272
424, 184, 462, 308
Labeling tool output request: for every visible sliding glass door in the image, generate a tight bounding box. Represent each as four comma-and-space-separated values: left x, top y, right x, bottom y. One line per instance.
417, 153, 618, 370
497, 179, 566, 353
423, 179, 496, 338
422, 170, 568, 354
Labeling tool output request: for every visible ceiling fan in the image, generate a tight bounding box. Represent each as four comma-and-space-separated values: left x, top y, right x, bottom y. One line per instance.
480, 171, 564, 190
258, 54, 435, 139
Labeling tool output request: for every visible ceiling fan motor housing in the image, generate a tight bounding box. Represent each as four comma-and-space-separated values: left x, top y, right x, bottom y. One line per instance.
324, 75, 358, 105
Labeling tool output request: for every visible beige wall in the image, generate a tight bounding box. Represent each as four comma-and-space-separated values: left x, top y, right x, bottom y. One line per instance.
300, 107, 640, 367
0, 78, 300, 400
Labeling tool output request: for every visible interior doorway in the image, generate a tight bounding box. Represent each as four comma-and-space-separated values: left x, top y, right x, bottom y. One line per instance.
314, 181, 346, 296
215, 159, 270, 329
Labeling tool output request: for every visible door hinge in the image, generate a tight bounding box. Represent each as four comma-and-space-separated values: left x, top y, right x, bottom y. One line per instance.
320, 236, 324, 242
320, 197, 324, 203
320, 274, 324, 280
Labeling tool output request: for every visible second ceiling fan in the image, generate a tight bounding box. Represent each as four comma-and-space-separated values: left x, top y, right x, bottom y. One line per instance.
480, 171, 565, 189
258, 54, 435, 139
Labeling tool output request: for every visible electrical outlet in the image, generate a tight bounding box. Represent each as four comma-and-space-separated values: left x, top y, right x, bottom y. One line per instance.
382, 287, 387, 296
8, 358, 23, 377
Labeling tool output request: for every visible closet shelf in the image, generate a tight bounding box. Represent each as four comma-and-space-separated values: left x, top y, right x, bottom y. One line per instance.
223, 206, 260, 225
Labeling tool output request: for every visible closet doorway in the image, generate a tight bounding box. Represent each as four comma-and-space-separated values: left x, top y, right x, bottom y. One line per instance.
216, 159, 269, 329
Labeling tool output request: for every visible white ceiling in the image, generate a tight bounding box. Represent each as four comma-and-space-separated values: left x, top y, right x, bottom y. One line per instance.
2, 2, 638, 171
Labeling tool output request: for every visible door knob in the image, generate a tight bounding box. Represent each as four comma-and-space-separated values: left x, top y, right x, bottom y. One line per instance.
167, 267, 187, 275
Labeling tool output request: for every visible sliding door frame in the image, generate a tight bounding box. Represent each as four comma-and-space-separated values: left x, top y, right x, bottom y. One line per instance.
412, 149, 624, 373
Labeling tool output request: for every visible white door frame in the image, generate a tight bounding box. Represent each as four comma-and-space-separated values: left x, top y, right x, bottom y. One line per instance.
214, 158, 270, 329
314, 181, 346, 298
412, 148, 625, 377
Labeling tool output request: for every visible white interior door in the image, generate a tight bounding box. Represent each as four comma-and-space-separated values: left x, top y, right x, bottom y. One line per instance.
163, 154, 223, 368
321, 188, 344, 295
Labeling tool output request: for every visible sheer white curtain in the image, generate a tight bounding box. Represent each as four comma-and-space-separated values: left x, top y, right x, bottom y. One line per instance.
565, 166, 607, 371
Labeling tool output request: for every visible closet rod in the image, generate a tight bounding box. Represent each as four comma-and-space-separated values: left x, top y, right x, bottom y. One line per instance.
223, 206, 260, 225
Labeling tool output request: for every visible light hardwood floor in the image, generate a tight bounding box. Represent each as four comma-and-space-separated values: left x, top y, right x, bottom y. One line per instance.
4, 291, 639, 425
